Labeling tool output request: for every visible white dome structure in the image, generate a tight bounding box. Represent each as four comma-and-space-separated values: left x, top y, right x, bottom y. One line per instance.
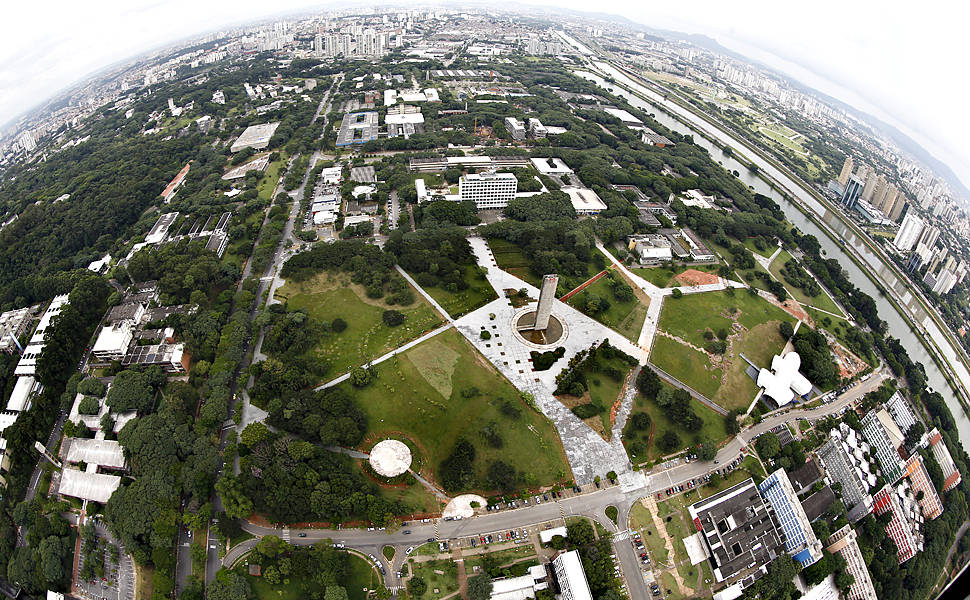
369, 440, 412, 477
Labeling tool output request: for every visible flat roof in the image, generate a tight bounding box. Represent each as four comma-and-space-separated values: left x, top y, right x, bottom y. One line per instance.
350, 165, 376, 183
801, 486, 836, 522
562, 186, 608, 213
7, 376, 38, 412
757, 352, 812, 407
538, 526, 567, 544
337, 112, 379, 146
63, 438, 126, 469
231, 122, 280, 152
92, 321, 135, 354
554, 551, 593, 600
603, 107, 643, 124
386, 112, 425, 125
530, 157, 573, 174
57, 469, 121, 504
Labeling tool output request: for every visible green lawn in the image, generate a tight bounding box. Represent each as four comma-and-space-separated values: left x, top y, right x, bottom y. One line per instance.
713, 322, 788, 412
622, 383, 728, 464
275, 270, 442, 376
346, 553, 384, 600
629, 502, 670, 564
769, 251, 844, 316
659, 290, 793, 348
742, 237, 777, 258
649, 337, 722, 399
258, 153, 288, 203
558, 348, 636, 440
409, 264, 497, 318
344, 328, 570, 491
566, 272, 648, 342
409, 559, 459, 600
488, 238, 540, 288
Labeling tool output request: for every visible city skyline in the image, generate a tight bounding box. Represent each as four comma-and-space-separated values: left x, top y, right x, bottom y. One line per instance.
3, 1, 970, 198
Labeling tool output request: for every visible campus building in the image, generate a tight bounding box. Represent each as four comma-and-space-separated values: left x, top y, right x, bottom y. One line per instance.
459, 172, 518, 209
336, 112, 379, 147
861, 410, 906, 483
817, 424, 875, 522
551, 551, 593, 600
902, 454, 943, 520
505, 116, 526, 140
686, 478, 785, 584
926, 428, 962, 492
230, 122, 280, 153
757, 469, 823, 566
872, 485, 922, 564
0, 306, 33, 353
884, 391, 918, 436
825, 526, 877, 600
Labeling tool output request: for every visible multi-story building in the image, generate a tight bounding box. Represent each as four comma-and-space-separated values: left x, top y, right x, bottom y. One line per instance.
91, 320, 136, 363
884, 391, 918, 435
825, 526, 878, 600
528, 118, 547, 138
872, 485, 922, 564
14, 295, 70, 377
817, 424, 875, 522
552, 551, 593, 600
840, 175, 864, 211
902, 454, 943, 520
459, 172, 517, 209
838, 157, 854, 187
861, 410, 905, 483
687, 478, 785, 583
893, 213, 924, 252
0, 307, 33, 354
757, 469, 823, 566
926, 428, 961, 492
505, 117, 526, 140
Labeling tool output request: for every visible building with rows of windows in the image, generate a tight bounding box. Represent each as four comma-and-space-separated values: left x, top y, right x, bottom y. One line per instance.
458, 172, 518, 209
757, 469, 823, 566
825, 526, 878, 600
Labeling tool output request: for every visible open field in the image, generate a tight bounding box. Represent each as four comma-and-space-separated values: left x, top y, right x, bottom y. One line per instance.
659, 290, 793, 348
409, 558, 459, 600
345, 328, 570, 491
713, 322, 788, 412
629, 502, 670, 564
411, 264, 497, 318
244, 553, 380, 600
487, 238, 540, 288
650, 337, 722, 399
768, 250, 844, 315
742, 237, 777, 258
566, 273, 648, 342
622, 383, 728, 464
275, 270, 442, 375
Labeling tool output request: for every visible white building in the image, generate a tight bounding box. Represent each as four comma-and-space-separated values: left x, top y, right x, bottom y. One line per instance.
459, 173, 518, 209
230, 122, 280, 153
757, 352, 813, 406
893, 213, 924, 252
562, 187, 607, 215
505, 117, 526, 140
552, 551, 593, 600
91, 321, 135, 362
528, 118, 547, 138
825, 526, 878, 600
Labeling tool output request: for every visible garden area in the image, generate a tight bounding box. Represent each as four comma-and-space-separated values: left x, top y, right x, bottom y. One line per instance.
239, 542, 381, 600
565, 270, 648, 342
411, 263, 497, 318
343, 328, 570, 494
407, 559, 460, 600
553, 341, 638, 440
768, 250, 844, 316
274, 269, 442, 376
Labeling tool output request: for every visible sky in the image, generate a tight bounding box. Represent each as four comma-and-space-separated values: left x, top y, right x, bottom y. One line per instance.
3, 0, 970, 191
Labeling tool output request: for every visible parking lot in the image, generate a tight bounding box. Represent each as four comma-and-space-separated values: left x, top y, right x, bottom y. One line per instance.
74, 521, 134, 600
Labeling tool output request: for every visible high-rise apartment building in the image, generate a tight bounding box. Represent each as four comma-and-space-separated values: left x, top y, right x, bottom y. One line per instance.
826, 526, 878, 600
18, 131, 36, 153
757, 469, 823, 566
838, 156, 854, 186
893, 213, 924, 252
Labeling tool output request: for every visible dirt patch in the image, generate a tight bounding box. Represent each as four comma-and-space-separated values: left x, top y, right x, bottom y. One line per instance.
673, 269, 720, 287
557, 392, 610, 440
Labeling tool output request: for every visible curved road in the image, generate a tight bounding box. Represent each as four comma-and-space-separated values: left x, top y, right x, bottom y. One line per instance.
219, 370, 885, 598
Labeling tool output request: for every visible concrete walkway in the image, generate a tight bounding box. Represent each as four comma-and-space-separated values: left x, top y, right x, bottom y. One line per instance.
396, 264, 454, 322
314, 323, 454, 390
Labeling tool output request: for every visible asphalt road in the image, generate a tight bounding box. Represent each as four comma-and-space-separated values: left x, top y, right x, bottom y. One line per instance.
214, 367, 888, 599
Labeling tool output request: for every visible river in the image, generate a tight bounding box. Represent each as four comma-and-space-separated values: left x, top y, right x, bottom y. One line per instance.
574, 62, 970, 446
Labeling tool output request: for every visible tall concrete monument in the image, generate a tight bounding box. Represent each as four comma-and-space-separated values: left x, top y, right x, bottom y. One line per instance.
533, 274, 558, 330
514, 273, 565, 345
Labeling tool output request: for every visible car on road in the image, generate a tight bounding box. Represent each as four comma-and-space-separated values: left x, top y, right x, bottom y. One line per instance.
403, 530, 411, 534
406, 546, 415, 555
427, 538, 435, 542
298, 533, 307, 537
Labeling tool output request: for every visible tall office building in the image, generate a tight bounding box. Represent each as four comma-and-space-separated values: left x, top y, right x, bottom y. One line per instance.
18, 131, 36, 152
893, 213, 924, 252
840, 175, 864, 210
458, 172, 517, 209
838, 156, 854, 186
552, 551, 594, 600
313, 33, 323, 55
871, 175, 889, 207
890, 198, 908, 222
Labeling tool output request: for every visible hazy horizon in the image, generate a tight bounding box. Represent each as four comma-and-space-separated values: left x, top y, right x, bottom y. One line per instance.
3, 0, 969, 195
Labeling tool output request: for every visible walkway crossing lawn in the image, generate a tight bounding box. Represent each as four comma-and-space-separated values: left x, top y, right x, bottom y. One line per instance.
409, 558, 459, 600
713, 322, 788, 412
769, 250, 844, 316
344, 328, 570, 491
464, 545, 538, 573
742, 237, 777, 258
565, 274, 648, 342
659, 290, 794, 349
622, 384, 728, 464
409, 264, 498, 318
650, 337, 722, 399
631, 264, 719, 289
629, 502, 670, 564
487, 238, 540, 288
274, 271, 442, 375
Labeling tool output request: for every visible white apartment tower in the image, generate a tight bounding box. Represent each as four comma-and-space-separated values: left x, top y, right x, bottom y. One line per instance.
893, 213, 924, 252
458, 172, 517, 209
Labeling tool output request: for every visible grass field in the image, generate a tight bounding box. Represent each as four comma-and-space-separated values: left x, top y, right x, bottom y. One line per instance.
410, 264, 498, 318
488, 238, 540, 288
631, 263, 719, 289
659, 290, 793, 348
566, 273, 648, 342
629, 502, 670, 564
650, 337, 722, 399
258, 153, 288, 203
345, 328, 570, 491
622, 382, 728, 463
409, 559, 459, 600
742, 237, 777, 258
275, 271, 442, 376
768, 251, 844, 316
557, 348, 635, 439
713, 322, 788, 412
